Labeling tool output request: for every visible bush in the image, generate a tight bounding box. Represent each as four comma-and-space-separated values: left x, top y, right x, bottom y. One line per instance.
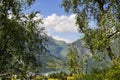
48, 71, 67, 80
34, 75, 47, 80
105, 66, 120, 80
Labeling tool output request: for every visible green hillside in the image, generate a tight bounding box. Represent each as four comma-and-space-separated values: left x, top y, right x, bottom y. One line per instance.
47, 37, 68, 60
38, 36, 68, 72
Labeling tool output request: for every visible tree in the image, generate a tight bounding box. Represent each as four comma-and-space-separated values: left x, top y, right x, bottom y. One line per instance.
0, 0, 46, 78
67, 48, 80, 74
62, 0, 120, 61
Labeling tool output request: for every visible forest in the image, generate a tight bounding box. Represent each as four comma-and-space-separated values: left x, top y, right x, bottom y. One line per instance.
0, 0, 120, 80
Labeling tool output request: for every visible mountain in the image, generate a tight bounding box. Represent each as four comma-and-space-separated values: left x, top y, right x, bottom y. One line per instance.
38, 53, 65, 73
38, 36, 69, 72
47, 36, 68, 60
40, 37, 92, 72
70, 39, 112, 73
38, 36, 112, 73
39, 36, 119, 73
70, 39, 91, 55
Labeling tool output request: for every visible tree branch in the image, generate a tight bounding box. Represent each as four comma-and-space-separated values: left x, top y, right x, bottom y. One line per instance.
108, 30, 120, 38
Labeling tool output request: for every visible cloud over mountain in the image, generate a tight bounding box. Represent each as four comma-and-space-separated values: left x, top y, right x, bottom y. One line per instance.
37, 13, 80, 43
52, 35, 72, 43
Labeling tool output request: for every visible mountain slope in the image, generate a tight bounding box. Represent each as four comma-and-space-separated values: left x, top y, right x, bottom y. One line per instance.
70, 39, 112, 73
40, 36, 119, 73
47, 36, 68, 60
38, 36, 68, 72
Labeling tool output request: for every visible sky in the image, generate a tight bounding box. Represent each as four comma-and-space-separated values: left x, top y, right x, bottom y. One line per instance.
26, 0, 81, 43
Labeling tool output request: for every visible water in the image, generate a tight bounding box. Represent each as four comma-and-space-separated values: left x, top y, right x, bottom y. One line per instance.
39, 68, 66, 76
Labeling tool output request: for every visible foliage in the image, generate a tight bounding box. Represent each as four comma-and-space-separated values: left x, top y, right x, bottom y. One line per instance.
66, 48, 81, 74
0, 0, 46, 78
34, 75, 47, 80
35, 64, 120, 80
67, 47, 92, 74
48, 71, 67, 80
83, 64, 120, 80
62, 0, 120, 61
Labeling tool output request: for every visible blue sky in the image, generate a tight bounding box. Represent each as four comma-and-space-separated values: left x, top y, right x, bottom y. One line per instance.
27, 0, 68, 16
27, 0, 80, 43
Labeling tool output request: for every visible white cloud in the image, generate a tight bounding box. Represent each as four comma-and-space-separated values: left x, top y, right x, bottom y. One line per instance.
37, 13, 80, 42
43, 14, 78, 33
52, 36, 72, 43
